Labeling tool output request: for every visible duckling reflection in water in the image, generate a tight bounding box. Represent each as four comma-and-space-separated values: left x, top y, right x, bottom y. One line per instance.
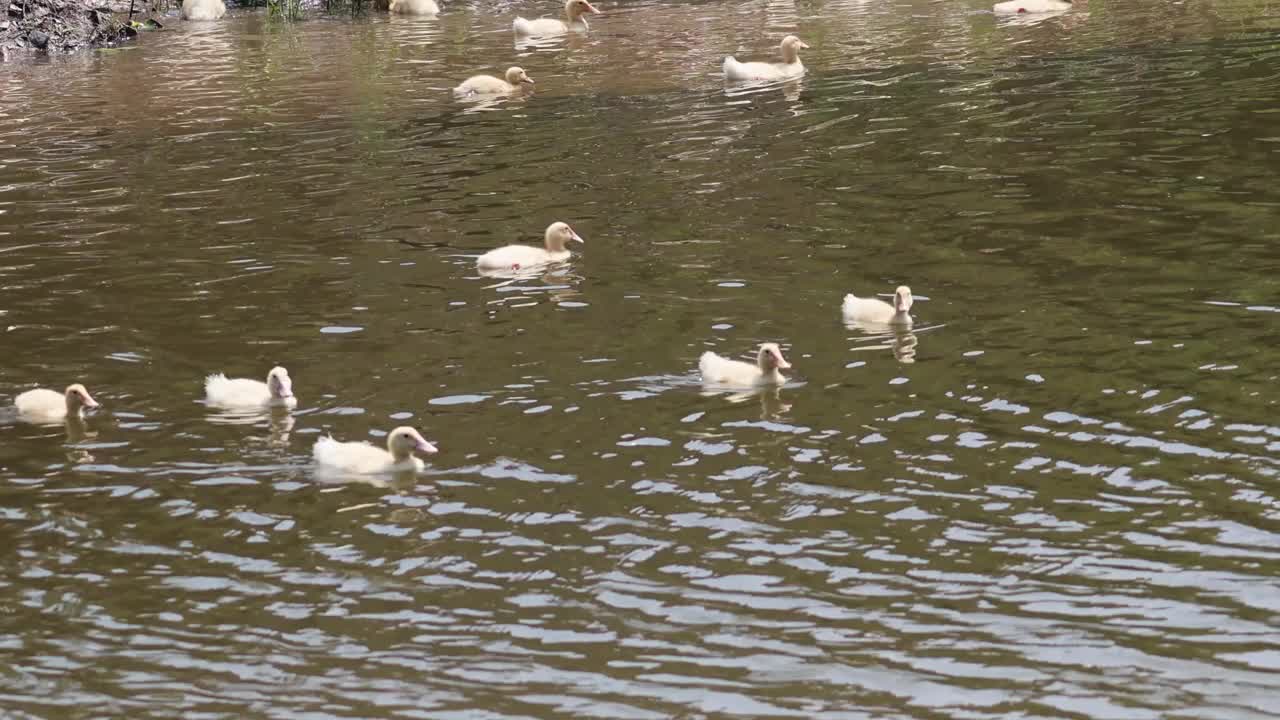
456, 91, 534, 115
846, 327, 919, 365
206, 404, 296, 448
63, 415, 97, 464
320, 466, 422, 492
478, 259, 586, 308
701, 385, 792, 420
723, 77, 804, 102
892, 330, 918, 364
266, 411, 295, 448
756, 387, 793, 419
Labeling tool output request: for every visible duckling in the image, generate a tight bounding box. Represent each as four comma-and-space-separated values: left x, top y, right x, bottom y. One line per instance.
313, 426, 438, 475
14, 383, 99, 423
843, 286, 914, 326
455, 66, 535, 96
205, 366, 297, 410
513, 0, 599, 36
699, 343, 791, 387
181, 0, 227, 21
476, 222, 583, 271
723, 35, 809, 82
389, 0, 440, 15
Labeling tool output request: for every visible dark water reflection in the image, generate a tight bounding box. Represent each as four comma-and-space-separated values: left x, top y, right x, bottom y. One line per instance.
2, 0, 1279, 716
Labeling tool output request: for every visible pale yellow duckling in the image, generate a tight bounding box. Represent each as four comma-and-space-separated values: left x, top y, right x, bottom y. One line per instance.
454, 67, 535, 96
699, 343, 792, 388
513, 0, 599, 36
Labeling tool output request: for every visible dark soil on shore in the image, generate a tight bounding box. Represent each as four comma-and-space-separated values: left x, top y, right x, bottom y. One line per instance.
2, 0, 164, 56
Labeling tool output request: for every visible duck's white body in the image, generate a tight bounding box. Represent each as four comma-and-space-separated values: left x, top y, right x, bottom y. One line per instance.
722, 58, 803, 82
14, 384, 99, 423
842, 286, 914, 326
700, 343, 791, 388
181, 0, 226, 20
313, 426, 437, 475
477, 221, 583, 271
389, 0, 440, 15
993, 0, 1071, 13
512, 17, 575, 35
455, 76, 519, 95
513, 0, 598, 36
205, 366, 296, 410
477, 245, 568, 269
455, 67, 534, 96
723, 35, 808, 82
314, 437, 423, 474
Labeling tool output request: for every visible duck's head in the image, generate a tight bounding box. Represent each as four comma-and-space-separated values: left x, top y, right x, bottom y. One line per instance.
565, 0, 600, 19
893, 286, 914, 314
267, 366, 294, 399
64, 383, 99, 411
387, 426, 438, 459
757, 343, 792, 371
780, 35, 809, 63
544, 221, 585, 251
505, 66, 535, 86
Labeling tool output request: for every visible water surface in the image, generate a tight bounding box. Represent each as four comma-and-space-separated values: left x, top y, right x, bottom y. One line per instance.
2, 0, 1279, 717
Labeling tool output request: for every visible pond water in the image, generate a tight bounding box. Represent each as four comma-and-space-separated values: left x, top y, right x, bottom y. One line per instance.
2, 0, 1279, 717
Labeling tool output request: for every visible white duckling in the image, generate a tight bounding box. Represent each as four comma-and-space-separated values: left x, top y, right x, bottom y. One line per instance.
14, 383, 100, 423
723, 35, 809, 82
513, 0, 600, 37
205, 366, 297, 410
700, 343, 792, 388
454, 67, 535, 96
313, 426, 438, 475
181, 0, 226, 20
993, 0, 1071, 13
389, 0, 440, 15
476, 221, 583, 271
842, 286, 914, 326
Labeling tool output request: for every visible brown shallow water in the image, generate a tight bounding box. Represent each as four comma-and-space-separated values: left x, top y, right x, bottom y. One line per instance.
2, 0, 1280, 717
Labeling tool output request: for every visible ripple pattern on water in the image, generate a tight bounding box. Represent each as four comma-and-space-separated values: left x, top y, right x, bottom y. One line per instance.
1, 1, 1279, 717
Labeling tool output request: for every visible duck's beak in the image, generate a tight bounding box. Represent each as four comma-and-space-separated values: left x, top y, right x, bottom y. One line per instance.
83, 394, 100, 410
799, 41, 811, 50
774, 352, 792, 370
522, 76, 535, 85
585, 1, 600, 13
570, 229, 585, 244
417, 438, 439, 454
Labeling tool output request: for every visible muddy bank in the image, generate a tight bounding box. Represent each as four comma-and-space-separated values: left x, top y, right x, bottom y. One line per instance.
2, 0, 161, 55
